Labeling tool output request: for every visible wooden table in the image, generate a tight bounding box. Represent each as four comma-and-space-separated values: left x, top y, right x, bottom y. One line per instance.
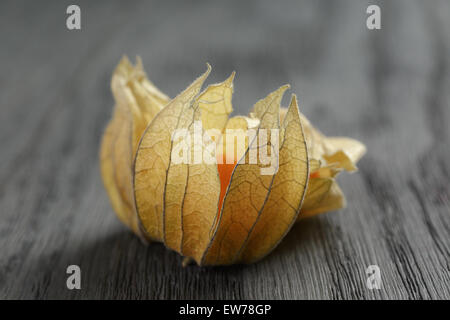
1, 0, 449, 299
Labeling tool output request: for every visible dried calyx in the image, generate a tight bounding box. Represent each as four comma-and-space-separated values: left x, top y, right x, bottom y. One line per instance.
100, 57, 366, 266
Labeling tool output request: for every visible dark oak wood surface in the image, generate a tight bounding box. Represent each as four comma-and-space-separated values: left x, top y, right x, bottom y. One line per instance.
1, 0, 449, 299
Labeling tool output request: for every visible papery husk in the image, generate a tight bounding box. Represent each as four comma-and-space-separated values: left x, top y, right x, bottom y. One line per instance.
100, 58, 366, 266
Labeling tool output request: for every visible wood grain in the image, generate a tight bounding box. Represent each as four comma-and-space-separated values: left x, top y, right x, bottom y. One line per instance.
0, 0, 449, 299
